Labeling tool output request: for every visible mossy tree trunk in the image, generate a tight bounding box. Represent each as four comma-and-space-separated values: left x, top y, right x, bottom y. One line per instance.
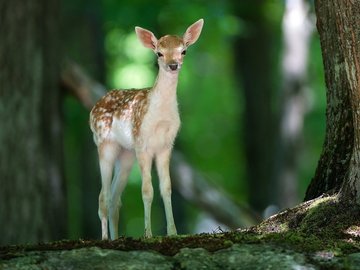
305, 0, 360, 203
0, 0, 66, 244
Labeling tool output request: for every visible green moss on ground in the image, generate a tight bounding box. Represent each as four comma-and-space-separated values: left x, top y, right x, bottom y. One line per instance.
249, 194, 360, 255
1, 195, 359, 261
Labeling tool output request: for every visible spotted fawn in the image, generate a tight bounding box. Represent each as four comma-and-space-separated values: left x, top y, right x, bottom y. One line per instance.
90, 19, 204, 239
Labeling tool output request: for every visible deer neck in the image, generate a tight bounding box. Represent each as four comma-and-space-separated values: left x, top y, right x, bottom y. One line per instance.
151, 68, 179, 102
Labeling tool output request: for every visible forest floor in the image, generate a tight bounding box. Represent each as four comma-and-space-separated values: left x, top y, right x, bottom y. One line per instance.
1, 195, 360, 269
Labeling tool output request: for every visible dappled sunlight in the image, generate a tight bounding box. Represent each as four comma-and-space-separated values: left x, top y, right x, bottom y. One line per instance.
124, 33, 153, 63
106, 29, 154, 89
113, 63, 153, 89
344, 226, 360, 238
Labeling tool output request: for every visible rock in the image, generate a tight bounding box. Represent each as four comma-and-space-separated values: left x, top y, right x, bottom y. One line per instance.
0, 247, 173, 270
176, 244, 316, 269
1, 243, 360, 269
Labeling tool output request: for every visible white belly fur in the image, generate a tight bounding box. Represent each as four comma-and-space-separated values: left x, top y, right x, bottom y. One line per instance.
111, 118, 135, 149
107, 112, 180, 153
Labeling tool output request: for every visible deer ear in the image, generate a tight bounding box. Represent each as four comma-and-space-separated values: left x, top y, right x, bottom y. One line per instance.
183, 19, 204, 47
135, 27, 158, 50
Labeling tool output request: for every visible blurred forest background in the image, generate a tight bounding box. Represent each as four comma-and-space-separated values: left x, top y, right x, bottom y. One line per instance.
0, 0, 326, 243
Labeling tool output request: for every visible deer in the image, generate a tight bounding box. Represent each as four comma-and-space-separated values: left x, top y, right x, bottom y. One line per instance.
89, 19, 204, 240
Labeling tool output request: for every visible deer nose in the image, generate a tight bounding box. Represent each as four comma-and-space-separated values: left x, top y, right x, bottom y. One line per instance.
168, 63, 179, 71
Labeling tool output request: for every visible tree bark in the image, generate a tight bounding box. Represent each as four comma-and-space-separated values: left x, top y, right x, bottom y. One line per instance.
0, 0, 65, 245
60, 0, 106, 239
305, 0, 360, 203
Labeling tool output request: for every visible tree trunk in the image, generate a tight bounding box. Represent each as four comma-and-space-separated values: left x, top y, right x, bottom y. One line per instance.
0, 0, 65, 245
61, 0, 106, 239
276, 0, 313, 209
232, 2, 282, 215
305, 0, 360, 203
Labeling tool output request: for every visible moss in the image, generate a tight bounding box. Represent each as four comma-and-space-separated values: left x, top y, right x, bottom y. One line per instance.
1, 195, 360, 262
248, 194, 360, 255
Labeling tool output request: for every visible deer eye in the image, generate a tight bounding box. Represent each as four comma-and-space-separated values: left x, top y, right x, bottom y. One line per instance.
181, 50, 187, 55
157, 52, 163, 57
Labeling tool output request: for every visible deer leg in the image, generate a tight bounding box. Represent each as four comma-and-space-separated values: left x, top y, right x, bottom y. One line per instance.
109, 149, 135, 240
137, 151, 153, 238
156, 148, 177, 236
98, 141, 119, 240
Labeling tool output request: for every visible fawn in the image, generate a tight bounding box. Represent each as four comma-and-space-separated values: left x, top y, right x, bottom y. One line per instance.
90, 19, 204, 239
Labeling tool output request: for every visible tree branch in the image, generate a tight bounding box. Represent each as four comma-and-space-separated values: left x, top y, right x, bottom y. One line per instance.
60, 61, 260, 229
170, 152, 260, 228
61, 60, 106, 110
